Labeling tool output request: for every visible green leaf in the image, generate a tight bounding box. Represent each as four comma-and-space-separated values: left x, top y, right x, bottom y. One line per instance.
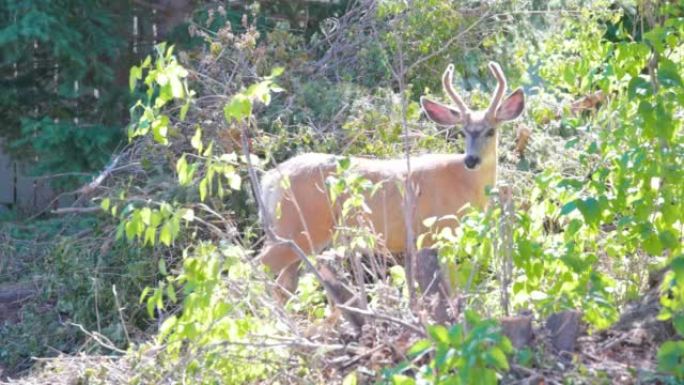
166, 283, 177, 303
560, 201, 577, 216
657, 59, 682, 88
627, 75, 652, 99
146, 295, 156, 319
158, 258, 168, 275
159, 315, 177, 339
342, 371, 357, 385
129, 65, 142, 92
391, 375, 415, 385
139, 287, 151, 304
671, 257, 684, 284
179, 100, 190, 121
100, 198, 110, 212
488, 346, 509, 371
576, 197, 601, 227
423, 216, 438, 228
191, 126, 203, 153
176, 155, 190, 185
428, 324, 449, 345
673, 315, 684, 336
199, 178, 208, 201
269, 66, 285, 78
159, 222, 173, 246
246, 81, 271, 104
223, 94, 252, 123
407, 339, 431, 356
140, 207, 152, 225
151, 115, 170, 145
144, 227, 156, 246
169, 76, 184, 98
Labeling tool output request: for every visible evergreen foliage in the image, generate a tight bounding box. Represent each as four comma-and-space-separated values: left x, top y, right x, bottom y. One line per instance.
0, 0, 133, 182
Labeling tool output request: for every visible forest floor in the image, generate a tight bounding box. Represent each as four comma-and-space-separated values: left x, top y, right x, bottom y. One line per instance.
0, 272, 674, 385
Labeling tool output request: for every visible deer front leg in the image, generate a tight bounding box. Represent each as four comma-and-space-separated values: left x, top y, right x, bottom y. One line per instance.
260, 243, 301, 303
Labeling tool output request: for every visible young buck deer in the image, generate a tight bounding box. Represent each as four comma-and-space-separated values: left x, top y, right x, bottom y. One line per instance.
259, 62, 525, 300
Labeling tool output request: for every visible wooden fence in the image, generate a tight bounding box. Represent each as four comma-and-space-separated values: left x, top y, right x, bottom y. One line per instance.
0, 0, 198, 214
1, 0, 344, 214
0, 150, 74, 214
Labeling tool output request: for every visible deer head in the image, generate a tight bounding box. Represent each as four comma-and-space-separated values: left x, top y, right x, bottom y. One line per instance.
420, 62, 525, 170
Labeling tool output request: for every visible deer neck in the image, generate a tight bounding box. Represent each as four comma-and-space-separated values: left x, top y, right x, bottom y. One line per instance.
478, 134, 498, 189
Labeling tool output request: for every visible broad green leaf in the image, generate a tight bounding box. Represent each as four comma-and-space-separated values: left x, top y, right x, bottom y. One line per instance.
342, 371, 357, 385
391, 375, 415, 385
158, 258, 168, 275
159, 315, 177, 339
671, 257, 684, 284
627, 76, 652, 99
152, 115, 169, 145
140, 207, 152, 225
144, 227, 156, 246
674, 315, 684, 336
423, 216, 438, 228
576, 197, 601, 227
129, 65, 142, 91
223, 94, 252, 123
191, 126, 203, 153
139, 287, 151, 304
100, 198, 110, 212
176, 155, 190, 185
169, 76, 184, 98
428, 324, 449, 345
166, 283, 177, 303
179, 100, 190, 121
560, 201, 577, 216
407, 339, 431, 356
160, 222, 173, 246
488, 346, 509, 371
199, 178, 208, 201
269, 66, 285, 78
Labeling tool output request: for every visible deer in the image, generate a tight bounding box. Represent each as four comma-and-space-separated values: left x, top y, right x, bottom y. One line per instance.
258, 62, 525, 302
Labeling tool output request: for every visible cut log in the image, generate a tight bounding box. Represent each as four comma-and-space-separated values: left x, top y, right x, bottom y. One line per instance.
0, 282, 36, 304
546, 310, 581, 353
415, 248, 452, 324
501, 315, 534, 349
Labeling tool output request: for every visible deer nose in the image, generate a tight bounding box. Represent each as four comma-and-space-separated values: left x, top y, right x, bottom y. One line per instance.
464, 155, 480, 169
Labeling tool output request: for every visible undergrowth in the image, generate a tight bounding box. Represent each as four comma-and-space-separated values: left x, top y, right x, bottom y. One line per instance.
1, 1, 682, 384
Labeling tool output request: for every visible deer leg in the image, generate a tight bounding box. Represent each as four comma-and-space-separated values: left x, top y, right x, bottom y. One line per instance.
259, 243, 301, 303
318, 262, 364, 330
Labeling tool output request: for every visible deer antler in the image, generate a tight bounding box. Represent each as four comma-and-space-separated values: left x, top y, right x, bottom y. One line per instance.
486, 61, 507, 118
442, 64, 469, 116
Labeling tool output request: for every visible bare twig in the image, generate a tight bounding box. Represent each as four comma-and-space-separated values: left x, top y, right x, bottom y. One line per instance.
393, 29, 418, 309
69, 322, 126, 354
337, 304, 425, 336
50, 206, 101, 215
112, 285, 131, 346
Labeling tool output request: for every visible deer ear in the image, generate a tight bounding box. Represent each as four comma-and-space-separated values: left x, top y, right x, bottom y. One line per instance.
496, 88, 525, 122
420, 97, 462, 126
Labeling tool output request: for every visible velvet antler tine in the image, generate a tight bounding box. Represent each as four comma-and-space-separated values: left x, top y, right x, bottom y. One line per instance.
486, 61, 507, 117
442, 64, 469, 116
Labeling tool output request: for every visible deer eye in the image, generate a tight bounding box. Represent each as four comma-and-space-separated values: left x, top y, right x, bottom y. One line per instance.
485, 128, 496, 137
